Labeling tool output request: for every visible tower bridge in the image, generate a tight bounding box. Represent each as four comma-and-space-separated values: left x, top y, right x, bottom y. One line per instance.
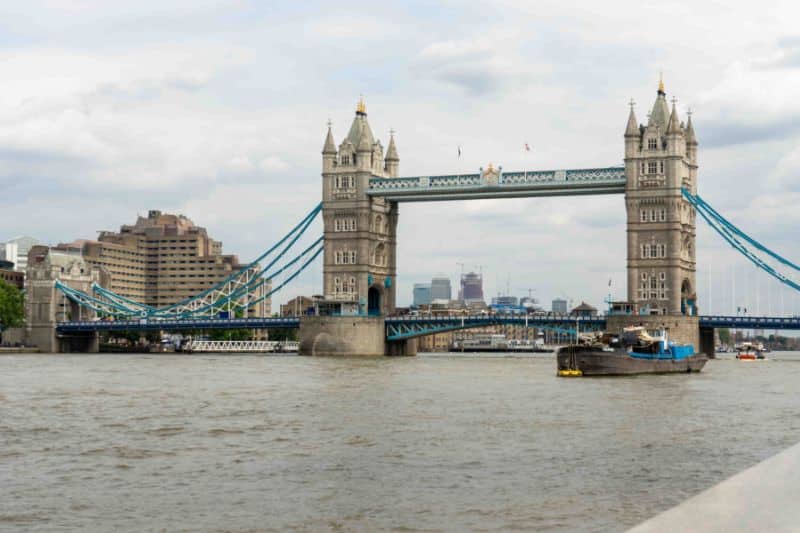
45, 79, 800, 354
305, 81, 700, 355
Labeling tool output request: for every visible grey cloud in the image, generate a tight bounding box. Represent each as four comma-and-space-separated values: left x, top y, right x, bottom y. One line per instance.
700, 116, 800, 148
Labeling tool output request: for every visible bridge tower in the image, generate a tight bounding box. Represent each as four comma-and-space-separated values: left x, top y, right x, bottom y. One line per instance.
300, 99, 413, 356
321, 98, 398, 316
624, 77, 698, 317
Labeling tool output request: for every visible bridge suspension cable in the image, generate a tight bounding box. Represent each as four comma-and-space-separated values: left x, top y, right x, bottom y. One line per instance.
55, 203, 324, 319
683, 188, 800, 293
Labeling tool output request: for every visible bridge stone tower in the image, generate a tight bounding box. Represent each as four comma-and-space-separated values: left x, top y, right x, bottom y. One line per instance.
299, 99, 414, 356
623, 78, 698, 318
321, 98, 398, 316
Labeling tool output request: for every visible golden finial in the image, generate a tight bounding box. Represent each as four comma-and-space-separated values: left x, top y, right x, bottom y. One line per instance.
658, 71, 665, 93
487, 162, 495, 172
356, 95, 366, 114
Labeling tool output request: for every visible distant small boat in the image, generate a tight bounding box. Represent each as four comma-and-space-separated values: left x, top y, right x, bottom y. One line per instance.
736, 342, 766, 361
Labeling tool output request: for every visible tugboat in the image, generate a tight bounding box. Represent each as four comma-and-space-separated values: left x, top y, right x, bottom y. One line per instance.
736, 342, 766, 361
557, 326, 708, 376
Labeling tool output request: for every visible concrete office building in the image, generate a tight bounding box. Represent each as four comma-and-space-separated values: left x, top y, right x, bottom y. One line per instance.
430, 277, 452, 301
56, 210, 270, 316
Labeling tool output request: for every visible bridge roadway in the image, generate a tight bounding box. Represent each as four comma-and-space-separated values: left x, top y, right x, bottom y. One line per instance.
55, 314, 800, 337
367, 167, 626, 202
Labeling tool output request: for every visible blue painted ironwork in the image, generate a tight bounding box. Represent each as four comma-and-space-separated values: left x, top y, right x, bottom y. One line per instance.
368, 167, 625, 202
697, 315, 800, 330
54, 314, 800, 335
384, 314, 606, 341
54, 204, 324, 320
57, 316, 301, 333
682, 189, 800, 294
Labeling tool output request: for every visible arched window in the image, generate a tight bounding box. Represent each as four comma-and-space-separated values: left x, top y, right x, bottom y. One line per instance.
374, 243, 386, 266
349, 277, 356, 293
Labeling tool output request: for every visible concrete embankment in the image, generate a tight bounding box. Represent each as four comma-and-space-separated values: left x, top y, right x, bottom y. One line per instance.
629, 440, 800, 531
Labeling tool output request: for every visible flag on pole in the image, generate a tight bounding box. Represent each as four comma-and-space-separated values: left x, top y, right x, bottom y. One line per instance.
458, 145, 462, 158
608, 278, 612, 287
524, 143, 531, 152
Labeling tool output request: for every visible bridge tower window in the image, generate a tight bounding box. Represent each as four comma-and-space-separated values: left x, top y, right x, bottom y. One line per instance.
640, 210, 647, 222
648, 161, 658, 174
660, 161, 664, 173
659, 208, 666, 221
648, 138, 657, 150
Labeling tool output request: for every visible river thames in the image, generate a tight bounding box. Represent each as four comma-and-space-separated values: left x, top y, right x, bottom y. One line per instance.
2, 352, 800, 531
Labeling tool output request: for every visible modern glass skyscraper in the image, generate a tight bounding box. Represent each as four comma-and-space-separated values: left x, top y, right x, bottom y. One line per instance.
430, 277, 452, 301
413, 283, 431, 307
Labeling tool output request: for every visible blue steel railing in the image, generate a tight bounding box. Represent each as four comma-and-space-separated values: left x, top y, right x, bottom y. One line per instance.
368, 166, 626, 200
55, 314, 800, 335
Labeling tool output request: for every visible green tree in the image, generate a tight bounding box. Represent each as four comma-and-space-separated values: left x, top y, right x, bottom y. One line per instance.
0, 280, 24, 330
718, 328, 731, 345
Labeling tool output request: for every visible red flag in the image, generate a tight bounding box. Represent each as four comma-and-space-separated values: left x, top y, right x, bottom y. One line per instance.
524, 143, 531, 152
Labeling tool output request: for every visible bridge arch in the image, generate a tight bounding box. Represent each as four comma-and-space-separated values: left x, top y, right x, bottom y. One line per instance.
368, 284, 383, 316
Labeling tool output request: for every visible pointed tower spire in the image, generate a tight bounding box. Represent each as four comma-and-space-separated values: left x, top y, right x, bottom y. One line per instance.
385, 129, 399, 161
686, 110, 697, 145
667, 98, 681, 134
658, 71, 665, 96
322, 120, 337, 154
625, 99, 639, 137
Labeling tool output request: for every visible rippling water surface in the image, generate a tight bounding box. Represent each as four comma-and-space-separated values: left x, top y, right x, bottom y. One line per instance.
2, 352, 800, 531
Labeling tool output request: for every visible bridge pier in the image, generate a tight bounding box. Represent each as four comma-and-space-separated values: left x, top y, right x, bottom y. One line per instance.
298, 316, 415, 357
699, 326, 716, 359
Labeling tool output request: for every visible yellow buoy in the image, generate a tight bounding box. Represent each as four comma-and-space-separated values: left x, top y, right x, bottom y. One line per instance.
558, 369, 583, 377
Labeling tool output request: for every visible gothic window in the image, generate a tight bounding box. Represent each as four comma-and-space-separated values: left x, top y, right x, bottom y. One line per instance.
643, 244, 651, 258
649, 209, 656, 222
641, 162, 645, 173
659, 161, 664, 173
334, 219, 341, 232
334, 277, 341, 294
640, 210, 647, 222
659, 272, 666, 281
374, 243, 386, 266
349, 251, 357, 264
648, 161, 658, 174
375, 215, 384, 234
641, 272, 647, 281
341, 155, 349, 165
349, 277, 356, 293
659, 209, 666, 222
648, 138, 657, 150
650, 278, 657, 290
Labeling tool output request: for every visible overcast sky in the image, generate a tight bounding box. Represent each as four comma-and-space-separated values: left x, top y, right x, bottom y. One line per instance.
2, 0, 800, 314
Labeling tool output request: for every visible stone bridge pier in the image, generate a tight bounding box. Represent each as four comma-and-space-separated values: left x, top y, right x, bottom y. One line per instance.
25, 245, 106, 353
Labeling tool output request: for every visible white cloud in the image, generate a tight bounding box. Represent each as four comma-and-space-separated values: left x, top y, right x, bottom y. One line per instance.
2, 1, 800, 313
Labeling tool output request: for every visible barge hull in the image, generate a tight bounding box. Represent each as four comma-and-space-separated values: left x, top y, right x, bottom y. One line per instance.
558, 349, 708, 376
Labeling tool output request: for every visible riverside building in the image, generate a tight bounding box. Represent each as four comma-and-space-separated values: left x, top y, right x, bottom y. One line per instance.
56, 210, 270, 316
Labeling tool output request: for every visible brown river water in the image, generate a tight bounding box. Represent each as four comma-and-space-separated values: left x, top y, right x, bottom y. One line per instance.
2, 352, 800, 532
